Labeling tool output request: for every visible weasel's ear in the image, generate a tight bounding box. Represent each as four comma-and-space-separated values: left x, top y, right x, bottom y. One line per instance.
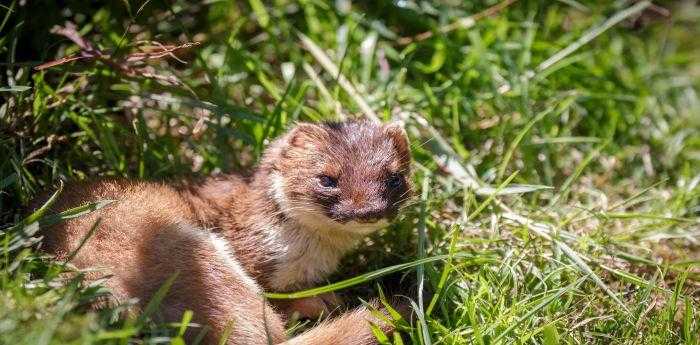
287, 122, 328, 150
383, 121, 410, 157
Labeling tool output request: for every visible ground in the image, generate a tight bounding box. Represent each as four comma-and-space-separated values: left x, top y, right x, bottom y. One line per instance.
1, 1, 699, 344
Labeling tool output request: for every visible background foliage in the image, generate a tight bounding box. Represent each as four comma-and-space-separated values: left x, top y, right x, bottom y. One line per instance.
1, 0, 699, 344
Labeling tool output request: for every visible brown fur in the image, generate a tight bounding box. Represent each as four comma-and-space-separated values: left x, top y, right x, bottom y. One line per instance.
31, 120, 412, 344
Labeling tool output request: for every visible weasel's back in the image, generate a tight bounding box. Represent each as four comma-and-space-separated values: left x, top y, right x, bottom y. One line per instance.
33, 179, 191, 257
32, 180, 197, 304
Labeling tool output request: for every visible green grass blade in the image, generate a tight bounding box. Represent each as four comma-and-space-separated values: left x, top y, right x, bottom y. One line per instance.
298, 32, 379, 121
426, 225, 459, 316
416, 175, 431, 345
248, 0, 269, 28
468, 171, 518, 221
548, 140, 609, 206
62, 218, 101, 264
136, 271, 179, 327
23, 180, 63, 225
492, 277, 585, 343
535, 1, 652, 73
556, 241, 629, 313
264, 253, 496, 299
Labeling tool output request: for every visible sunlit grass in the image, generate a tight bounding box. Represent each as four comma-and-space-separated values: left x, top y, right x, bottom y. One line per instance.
1, 0, 699, 344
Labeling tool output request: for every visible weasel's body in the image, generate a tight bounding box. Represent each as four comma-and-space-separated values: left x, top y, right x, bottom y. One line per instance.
34, 121, 412, 344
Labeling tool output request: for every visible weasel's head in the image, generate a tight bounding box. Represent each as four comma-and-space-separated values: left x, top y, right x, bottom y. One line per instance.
261, 120, 412, 235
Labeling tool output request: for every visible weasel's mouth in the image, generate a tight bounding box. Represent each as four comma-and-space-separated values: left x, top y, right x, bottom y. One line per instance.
329, 215, 383, 224
328, 210, 397, 225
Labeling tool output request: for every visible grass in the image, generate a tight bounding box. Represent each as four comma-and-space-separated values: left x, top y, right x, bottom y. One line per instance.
1, 0, 700, 344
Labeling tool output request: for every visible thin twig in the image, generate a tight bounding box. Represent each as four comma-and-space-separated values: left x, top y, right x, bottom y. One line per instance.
35, 22, 198, 88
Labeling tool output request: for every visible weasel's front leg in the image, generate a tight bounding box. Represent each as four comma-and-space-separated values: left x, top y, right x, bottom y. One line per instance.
146, 224, 287, 345
274, 292, 343, 319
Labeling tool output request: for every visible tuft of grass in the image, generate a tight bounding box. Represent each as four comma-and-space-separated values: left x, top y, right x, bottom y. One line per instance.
1, 1, 700, 344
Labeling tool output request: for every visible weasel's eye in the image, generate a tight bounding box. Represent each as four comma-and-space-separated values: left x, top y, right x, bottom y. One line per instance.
387, 173, 403, 189
318, 175, 338, 188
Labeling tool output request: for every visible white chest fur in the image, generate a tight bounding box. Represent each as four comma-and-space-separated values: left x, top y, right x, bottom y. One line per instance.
266, 222, 356, 291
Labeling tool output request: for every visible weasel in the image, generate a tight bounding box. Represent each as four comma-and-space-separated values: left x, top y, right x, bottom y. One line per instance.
31, 120, 412, 344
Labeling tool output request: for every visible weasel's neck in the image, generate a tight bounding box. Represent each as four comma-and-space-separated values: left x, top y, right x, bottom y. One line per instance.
185, 173, 362, 291
262, 217, 360, 291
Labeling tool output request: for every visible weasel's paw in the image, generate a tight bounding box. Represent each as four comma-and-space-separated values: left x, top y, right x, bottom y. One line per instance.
283, 292, 343, 319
